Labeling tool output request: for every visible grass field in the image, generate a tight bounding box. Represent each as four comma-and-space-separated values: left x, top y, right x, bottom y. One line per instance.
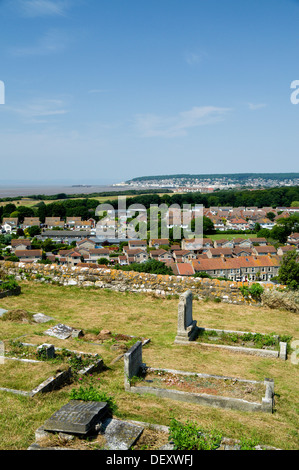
209, 233, 257, 240
0, 281, 298, 450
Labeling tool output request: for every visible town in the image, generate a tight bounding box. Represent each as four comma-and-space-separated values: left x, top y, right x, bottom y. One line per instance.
1, 202, 298, 285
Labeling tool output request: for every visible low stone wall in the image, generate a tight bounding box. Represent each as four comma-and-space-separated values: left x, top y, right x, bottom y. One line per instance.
0, 261, 277, 305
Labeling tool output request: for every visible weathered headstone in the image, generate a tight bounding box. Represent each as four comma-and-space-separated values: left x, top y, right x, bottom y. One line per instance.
279, 342, 287, 360
37, 344, 55, 359
174, 290, 198, 343
43, 400, 108, 435
124, 341, 143, 389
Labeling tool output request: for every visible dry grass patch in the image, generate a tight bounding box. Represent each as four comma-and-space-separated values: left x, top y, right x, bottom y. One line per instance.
0, 359, 61, 391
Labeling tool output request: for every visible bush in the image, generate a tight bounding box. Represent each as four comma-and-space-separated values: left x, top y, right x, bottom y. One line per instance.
239, 283, 264, 301
0, 275, 20, 292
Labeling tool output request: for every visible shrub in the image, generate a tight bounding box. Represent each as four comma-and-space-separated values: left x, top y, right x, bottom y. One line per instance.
69, 385, 117, 413
168, 418, 222, 450
239, 283, 264, 301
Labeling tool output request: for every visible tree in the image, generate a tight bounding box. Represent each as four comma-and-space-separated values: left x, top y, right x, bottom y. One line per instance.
117, 259, 173, 275
27, 225, 41, 237
277, 250, 299, 290
266, 212, 276, 221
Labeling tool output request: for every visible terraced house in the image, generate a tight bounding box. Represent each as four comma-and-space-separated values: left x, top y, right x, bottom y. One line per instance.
192, 255, 280, 282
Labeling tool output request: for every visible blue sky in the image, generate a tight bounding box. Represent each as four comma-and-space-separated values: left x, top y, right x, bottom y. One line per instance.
0, 0, 299, 185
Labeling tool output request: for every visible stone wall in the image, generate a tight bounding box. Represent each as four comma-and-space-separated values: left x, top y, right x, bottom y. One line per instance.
0, 261, 277, 305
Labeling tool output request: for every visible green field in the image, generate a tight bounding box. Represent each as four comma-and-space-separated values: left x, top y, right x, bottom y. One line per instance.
209, 233, 257, 241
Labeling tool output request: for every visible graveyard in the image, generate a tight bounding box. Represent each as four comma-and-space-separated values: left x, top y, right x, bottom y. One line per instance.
0, 280, 298, 450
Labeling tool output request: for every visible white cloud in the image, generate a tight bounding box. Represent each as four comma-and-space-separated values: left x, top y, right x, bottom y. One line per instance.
135, 106, 231, 138
10, 29, 71, 56
184, 51, 206, 66
4, 98, 69, 123
16, 0, 69, 17
248, 102, 267, 110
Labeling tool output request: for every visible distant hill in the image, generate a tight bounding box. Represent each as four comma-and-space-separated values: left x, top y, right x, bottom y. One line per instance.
127, 173, 299, 183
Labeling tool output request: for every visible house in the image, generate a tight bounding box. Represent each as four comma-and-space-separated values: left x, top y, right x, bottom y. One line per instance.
226, 218, 250, 231
249, 238, 268, 246
149, 239, 169, 248
206, 247, 234, 259
252, 245, 277, 256
149, 249, 172, 262
76, 238, 97, 251
287, 233, 299, 246
44, 217, 64, 229
38, 231, 92, 243
277, 245, 297, 256
65, 217, 82, 229
125, 249, 149, 264
11, 238, 31, 252
232, 238, 252, 248
88, 248, 110, 262
181, 238, 204, 252
232, 247, 254, 257
2, 217, 18, 231
201, 238, 214, 248
192, 255, 280, 282
117, 255, 128, 265
128, 240, 147, 250
65, 250, 82, 266
22, 217, 40, 228
171, 262, 195, 276
172, 250, 197, 263
14, 249, 43, 262
214, 239, 234, 249
73, 220, 94, 230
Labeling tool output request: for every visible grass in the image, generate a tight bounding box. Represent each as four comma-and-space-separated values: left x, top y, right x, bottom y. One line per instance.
0, 280, 298, 450
209, 233, 257, 241
0, 360, 61, 391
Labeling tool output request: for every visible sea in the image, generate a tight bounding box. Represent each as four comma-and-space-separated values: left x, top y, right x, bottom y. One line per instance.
0, 184, 134, 198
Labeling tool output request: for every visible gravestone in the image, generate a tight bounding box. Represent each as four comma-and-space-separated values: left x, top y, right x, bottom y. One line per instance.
124, 341, 143, 389
279, 342, 287, 360
44, 323, 75, 340
174, 290, 198, 343
43, 400, 108, 435
37, 343, 55, 359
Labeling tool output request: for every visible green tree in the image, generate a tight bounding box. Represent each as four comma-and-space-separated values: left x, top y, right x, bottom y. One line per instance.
27, 225, 41, 237
277, 250, 299, 290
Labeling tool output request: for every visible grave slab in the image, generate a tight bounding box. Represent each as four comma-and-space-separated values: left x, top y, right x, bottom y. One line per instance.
43, 400, 108, 435
100, 417, 144, 450
33, 313, 54, 324
44, 323, 75, 340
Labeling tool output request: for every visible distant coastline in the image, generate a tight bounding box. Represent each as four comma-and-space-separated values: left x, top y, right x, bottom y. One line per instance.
0, 184, 129, 198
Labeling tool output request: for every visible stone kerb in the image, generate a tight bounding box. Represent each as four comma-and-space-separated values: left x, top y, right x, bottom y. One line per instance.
174, 290, 198, 344
124, 343, 275, 414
